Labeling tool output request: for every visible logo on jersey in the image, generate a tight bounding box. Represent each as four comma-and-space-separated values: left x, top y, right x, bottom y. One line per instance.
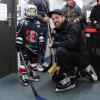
25, 29, 38, 43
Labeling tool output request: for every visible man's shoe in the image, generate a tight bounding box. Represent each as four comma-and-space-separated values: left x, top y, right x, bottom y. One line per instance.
55, 74, 76, 92
81, 65, 98, 82
29, 70, 40, 82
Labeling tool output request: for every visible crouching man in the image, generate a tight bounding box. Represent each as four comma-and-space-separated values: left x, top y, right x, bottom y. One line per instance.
47, 9, 98, 92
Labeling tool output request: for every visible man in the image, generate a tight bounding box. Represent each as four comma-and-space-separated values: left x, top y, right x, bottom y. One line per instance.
62, 0, 87, 30
62, 0, 82, 23
47, 9, 98, 92
90, 0, 100, 30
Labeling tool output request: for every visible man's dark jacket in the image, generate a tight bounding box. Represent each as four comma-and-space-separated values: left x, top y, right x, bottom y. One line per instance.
53, 21, 88, 55
90, 5, 100, 23
29, 0, 49, 17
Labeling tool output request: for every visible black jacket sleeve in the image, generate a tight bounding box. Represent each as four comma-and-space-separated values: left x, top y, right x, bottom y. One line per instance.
52, 42, 61, 48
53, 22, 82, 50
90, 6, 97, 22
60, 23, 79, 50
33, 15, 44, 22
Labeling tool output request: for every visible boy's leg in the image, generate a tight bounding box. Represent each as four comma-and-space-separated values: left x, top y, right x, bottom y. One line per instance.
36, 49, 45, 72
29, 55, 40, 82
18, 52, 29, 86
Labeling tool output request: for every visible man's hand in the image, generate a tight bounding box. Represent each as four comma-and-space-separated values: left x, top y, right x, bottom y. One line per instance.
56, 66, 61, 75
48, 42, 60, 48
43, 16, 49, 22
93, 20, 97, 24
73, 18, 80, 23
48, 43, 53, 48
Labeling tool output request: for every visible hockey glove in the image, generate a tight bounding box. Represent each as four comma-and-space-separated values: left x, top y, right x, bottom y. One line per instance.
16, 37, 24, 51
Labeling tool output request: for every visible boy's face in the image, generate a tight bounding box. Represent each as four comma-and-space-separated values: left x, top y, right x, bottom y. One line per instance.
26, 8, 36, 17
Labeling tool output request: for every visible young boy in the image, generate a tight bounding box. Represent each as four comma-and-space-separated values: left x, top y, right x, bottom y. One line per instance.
16, 4, 44, 85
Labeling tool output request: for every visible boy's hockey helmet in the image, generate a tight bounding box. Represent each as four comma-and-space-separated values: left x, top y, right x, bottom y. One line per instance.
25, 4, 37, 15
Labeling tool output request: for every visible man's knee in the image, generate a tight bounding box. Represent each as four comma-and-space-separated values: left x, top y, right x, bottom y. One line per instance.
56, 47, 69, 57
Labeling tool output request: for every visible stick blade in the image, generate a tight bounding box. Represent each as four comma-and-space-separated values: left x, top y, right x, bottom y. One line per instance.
43, 62, 52, 73
37, 95, 46, 100
48, 63, 57, 74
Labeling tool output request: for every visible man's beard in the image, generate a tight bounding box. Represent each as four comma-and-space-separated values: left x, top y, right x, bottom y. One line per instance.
97, 3, 100, 6
54, 22, 62, 28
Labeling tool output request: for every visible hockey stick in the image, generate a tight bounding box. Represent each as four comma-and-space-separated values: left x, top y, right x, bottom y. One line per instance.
43, 22, 53, 72
19, 50, 46, 100
47, 48, 57, 74
41, 0, 53, 72
25, 45, 38, 55
43, 22, 57, 73
42, 0, 57, 73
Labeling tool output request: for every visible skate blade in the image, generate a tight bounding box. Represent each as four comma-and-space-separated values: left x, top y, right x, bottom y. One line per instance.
20, 81, 28, 86
55, 84, 75, 92
91, 74, 98, 81
29, 77, 39, 82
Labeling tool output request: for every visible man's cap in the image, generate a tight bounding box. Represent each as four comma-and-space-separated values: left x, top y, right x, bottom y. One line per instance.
47, 9, 65, 17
